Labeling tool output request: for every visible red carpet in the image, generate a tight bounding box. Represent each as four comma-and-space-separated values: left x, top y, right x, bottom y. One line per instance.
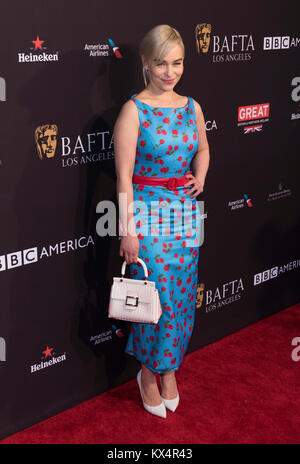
1, 303, 299, 444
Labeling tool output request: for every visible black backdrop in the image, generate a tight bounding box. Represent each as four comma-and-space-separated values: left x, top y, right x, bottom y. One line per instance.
0, 0, 299, 439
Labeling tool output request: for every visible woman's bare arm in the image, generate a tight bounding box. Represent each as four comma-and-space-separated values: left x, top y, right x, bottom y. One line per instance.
113, 100, 140, 264
192, 100, 210, 186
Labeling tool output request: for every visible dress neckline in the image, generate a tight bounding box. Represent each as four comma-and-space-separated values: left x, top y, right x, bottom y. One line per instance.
132, 93, 189, 109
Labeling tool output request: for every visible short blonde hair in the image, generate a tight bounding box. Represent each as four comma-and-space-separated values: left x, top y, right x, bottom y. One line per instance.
139, 25, 185, 87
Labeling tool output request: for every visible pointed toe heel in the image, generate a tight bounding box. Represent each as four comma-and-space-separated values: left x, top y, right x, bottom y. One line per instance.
161, 393, 180, 412
137, 369, 167, 419
160, 375, 180, 412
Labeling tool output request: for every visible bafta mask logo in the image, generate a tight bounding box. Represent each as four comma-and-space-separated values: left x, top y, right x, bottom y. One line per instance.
196, 283, 205, 309
195, 23, 212, 54
35, 124, 58, 160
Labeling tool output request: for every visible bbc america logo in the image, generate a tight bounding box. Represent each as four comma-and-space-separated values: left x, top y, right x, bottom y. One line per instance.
0, 235, 94, 272
254, 259, 300, 285
263, 36, 300, 50
263, 36, 290, 50
0, 248, 38, 271
254, 266, 278, 284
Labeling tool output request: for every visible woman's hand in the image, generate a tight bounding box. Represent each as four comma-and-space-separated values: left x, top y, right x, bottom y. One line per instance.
184, 173, 204, 198
120, 235, 140, 264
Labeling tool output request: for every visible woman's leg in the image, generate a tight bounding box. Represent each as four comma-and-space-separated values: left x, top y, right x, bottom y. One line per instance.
160, 371, 179, 399
141, 364, 163, 406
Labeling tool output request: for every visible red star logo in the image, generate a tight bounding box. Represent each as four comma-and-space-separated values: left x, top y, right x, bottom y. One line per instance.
32, 35, 44, 51
42, 346, 53, 358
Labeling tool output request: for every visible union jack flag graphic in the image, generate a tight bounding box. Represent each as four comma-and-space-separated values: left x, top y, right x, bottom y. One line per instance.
244, 125, 263, 134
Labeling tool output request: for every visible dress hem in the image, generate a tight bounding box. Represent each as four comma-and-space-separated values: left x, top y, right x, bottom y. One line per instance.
125, 350, 180, 374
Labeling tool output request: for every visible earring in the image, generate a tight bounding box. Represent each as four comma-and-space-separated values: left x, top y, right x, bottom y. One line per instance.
143, 67, 149, 87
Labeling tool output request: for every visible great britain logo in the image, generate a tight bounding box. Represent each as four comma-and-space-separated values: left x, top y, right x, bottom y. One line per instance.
237, 103, 270, 134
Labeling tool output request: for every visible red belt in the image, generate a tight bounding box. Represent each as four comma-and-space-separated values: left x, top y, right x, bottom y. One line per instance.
132, 171, 191, 190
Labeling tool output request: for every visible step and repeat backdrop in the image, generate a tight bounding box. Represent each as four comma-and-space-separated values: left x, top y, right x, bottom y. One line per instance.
0, 1, 299, 439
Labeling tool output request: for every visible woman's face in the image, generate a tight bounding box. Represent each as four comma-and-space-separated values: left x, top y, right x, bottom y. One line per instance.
145, 44, 184, 90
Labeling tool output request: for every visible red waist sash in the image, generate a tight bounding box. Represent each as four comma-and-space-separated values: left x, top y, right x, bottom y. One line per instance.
132, 171, 191, 190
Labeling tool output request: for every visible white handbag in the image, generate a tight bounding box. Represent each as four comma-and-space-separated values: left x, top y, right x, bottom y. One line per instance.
108, 258, 162, 324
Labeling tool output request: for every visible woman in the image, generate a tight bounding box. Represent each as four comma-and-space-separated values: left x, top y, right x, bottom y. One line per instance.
113, 24, 210, 418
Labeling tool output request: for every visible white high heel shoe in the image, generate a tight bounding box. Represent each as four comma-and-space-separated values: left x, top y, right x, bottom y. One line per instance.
159, 375, 180, 412
137, 369, 167, 419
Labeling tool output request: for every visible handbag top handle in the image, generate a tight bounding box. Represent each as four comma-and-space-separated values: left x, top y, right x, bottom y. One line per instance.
121, 257, 148, 280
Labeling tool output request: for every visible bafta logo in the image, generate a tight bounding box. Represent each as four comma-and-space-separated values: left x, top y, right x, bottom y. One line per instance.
35, 124, 58, 160
195, 23, 212, 54
196, 283, 204, 309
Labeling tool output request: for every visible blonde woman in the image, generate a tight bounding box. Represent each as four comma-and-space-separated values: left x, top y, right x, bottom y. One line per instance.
113, 25, 210, 418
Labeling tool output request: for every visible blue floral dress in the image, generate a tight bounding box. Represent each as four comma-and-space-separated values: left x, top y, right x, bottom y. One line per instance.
124, 93, 201, 373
